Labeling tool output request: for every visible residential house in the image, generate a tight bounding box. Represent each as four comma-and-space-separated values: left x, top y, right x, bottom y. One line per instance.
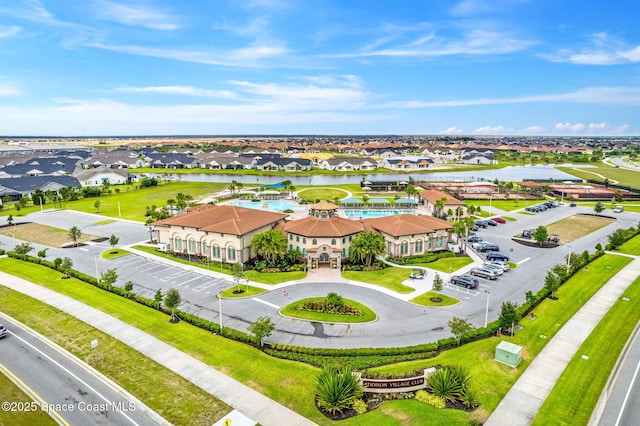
419, 189, 468, 219
74, 166, 130, 187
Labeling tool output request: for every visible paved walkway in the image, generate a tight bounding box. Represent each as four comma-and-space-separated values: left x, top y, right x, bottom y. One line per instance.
485, 253, 640, 425
0, 271, 315, 426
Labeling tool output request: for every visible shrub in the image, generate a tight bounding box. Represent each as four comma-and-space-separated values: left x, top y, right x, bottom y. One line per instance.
426, 367, 463, 403
352, 399, 368, 415
461, 387, 481, 408
415, 390, 446, 408
315, 367, 363, 414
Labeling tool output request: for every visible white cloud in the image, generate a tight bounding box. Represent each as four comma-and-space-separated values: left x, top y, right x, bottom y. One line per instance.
116, 85, 239, 99
93, 1, 179, 30
555, 122, 586, 132
588, 122, 609, 130
439, 127, 465, 134
473, 125, 512, 134
542, 32, 640, 65
0, 25, 21, 38
521, 125, 545, 134
0, 84, 19, 96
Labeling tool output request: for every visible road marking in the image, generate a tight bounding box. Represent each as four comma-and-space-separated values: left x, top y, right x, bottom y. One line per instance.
517, 257, 531, 265
0, 361, 70, 426
615, 359, 640, 426
253, 298, 280, 309
10, 333, 141, 426
177, 275, 205, 286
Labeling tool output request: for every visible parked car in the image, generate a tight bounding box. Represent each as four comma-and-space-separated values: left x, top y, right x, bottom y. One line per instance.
491, 217, 506, 224
468, 235, 483, 243
475, 220, 489, 228
570, 202, 577, 207
0, 324, 7, 338
450, 275, 480, 289
409, 269, 426, 280
486, 260, 510, 271
613, 206, 624, 213
470, 267, 498, 280
486, 252, 509, 261
486, 219, 498, 226
475, 242, 500, 252
482, 263, 505, 275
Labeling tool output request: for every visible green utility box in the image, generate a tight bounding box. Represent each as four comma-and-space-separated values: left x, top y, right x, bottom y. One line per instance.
495, 341, 522, 367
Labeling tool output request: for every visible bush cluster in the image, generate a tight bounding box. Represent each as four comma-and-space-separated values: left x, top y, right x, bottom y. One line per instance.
386, 251, 455, 265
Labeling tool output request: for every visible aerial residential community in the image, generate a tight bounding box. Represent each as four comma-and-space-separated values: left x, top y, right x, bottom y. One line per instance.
2, 1, 640, 425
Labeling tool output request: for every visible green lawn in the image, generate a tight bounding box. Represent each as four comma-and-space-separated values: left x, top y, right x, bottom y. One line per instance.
220, 285, 266, 298
533, 275, 640, 425
342, 268, 416, 294
409, 291, 459, 307
101, 248, 130, 259
616, 236, 640, 255
0, 285, 231, 425
466, 199, 542, 211
296, 188, 351, 201
280, 298, 377, 323
341, 399, 471, 426
0, 181, 227, 221
557, 164, 640, 189
415, 257, 474, 273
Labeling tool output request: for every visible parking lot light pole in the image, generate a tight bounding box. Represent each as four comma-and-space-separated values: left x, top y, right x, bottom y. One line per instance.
218, 291, 223, 332
566, 245, 572, 273
484, 290, 490, 328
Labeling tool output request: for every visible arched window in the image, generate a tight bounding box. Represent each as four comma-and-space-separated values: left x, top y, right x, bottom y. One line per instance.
188, 238, 196, 252
174, 237, 182, 251
201, 241, 207, 255
303, 238, 306, 244
401, 241, 409, 255
227, 247, 236, 261
435, 236, 443, 247
321, 212, 328, 219
212, 245, 220, 258
415, 239, 423, 253
302, 248, 306, 256
312, 239, 317, 245
331, 239, 336, 245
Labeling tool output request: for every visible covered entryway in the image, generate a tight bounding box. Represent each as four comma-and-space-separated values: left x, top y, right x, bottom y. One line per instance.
308, 244, 341, 270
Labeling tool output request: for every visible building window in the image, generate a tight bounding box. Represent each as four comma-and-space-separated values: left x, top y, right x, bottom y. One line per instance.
202, 241, 207, 255
303, 238, 306, 244
349, 236, 352, 242
428, 238, 432, 248
415, 239, 423, 253
188, 238, 196, 252
227, 247, 236, 261
289, 234, 293, 240
302, 248, 306, 256
174, 237, 182, 251
296, 236, 299, 242
296, 246, 300, 252
289, 244, 293, 251
342, 237, 346, 244
342, 248, 345, 257
401, 241, 409, 255
212, 245, 220, 258
436, 236, 443, 247
321, 212, 328, 219
331, 239, 336, 245
312, 239, 317, 245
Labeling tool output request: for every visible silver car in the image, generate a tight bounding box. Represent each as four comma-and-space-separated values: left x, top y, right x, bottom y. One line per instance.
486, 260, 510, 272
470, 267, 498, 280
482, 263, 504, 275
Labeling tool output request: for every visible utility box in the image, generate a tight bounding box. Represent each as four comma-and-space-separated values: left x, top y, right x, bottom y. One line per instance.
495, 341, 522, 367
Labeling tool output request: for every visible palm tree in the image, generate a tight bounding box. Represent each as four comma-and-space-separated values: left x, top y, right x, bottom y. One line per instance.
435, 197, 447, 218
68, 226, 82, 247
349, 231, 386, 266
251, 229, 288, 267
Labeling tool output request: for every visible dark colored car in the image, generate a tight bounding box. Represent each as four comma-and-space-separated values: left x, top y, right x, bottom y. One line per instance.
451, 275, 480, 289
477, 243, 500, 252
468, 235, 483, 243
491, 217, 506, 224
486, 252, 509, 261
486, 219, 498, 226
0, 324, 8, 338
470, 267, 498, 280
570, 202, 577, 207
475, 220, 488, 228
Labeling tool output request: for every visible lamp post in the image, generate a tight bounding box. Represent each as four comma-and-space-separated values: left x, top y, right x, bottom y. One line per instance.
218, 291, 223, 332
484, 290, 490, 328
94, 253, 100, 283
566, 245, 572, 273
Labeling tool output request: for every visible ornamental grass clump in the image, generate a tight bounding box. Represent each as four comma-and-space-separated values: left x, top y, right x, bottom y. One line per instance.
315, 366, 363, 414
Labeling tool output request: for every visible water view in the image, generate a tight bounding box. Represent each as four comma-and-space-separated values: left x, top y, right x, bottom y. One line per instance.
228, 200, 304, 212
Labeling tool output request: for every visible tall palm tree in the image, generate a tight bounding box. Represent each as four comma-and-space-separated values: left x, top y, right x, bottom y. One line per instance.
251, 230, 288, 267
68, 226, 82, 247
349, 231, 386, 266
435, 197, 447, 218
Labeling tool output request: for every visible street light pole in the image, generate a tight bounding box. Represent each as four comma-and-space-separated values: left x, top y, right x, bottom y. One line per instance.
566, 245, 572, 273
218, 292, 223, 332
484, 290, 490, 328
94, 253, 100, 283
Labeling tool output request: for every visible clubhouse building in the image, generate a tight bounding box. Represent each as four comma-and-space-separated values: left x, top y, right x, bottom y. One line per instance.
154, 202, 453, 270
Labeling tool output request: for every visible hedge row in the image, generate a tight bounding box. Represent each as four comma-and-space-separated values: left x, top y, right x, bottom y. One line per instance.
386, 251, 455, 265
263, 349, 437, 369
268, 341, 438, 357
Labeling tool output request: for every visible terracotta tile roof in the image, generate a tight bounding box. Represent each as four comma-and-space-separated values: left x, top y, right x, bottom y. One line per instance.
153, 204, 287, 235
282, 216, 364, 237
419, 189, 466, 205
363, 214, 452, 237
311, 201, 338, 210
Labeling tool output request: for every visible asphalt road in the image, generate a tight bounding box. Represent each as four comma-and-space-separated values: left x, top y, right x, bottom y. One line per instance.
0, 313, 166, 426
593, 325, 640, 426
2, 206, 637, 348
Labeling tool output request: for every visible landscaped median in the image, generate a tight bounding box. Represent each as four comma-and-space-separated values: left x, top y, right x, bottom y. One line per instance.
280, 293, 377, 323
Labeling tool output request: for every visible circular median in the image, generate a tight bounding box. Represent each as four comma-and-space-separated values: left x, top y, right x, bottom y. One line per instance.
280, 296, 377, 323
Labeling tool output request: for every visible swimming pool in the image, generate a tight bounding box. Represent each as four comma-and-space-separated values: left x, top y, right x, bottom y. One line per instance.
229, 200, 304, 212
343, 210, 417, 219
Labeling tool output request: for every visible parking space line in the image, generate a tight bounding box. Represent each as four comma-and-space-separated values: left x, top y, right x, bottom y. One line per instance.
253, 298, 280, 309
192, 282, 217, 292
517, 257, 531, 265
177, 275, 205, 286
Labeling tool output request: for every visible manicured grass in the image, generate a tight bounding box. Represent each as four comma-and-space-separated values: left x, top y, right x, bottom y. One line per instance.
341, 399, 471, 426
296, 188, 350, 201
132, 245, 306, 284
0, 258, 329, 425
557, 164, 640, 189
409, 291, 460, 307
532, 275, 640, 425
0, 182, 228, 222
616, 236, 640, 255
102, 248, 130, 259
0, 285, 231, 425
220, 285, 266, 298
0, 369, 56, 425
370, 254, 632, 421
415, 256, 474, 273
466, 199, 542, 211
506, 261, 518, 270
342, 268, 416, 294
280, 298, 377, 323
0, 223, 100, 248
545, 214, 615, 244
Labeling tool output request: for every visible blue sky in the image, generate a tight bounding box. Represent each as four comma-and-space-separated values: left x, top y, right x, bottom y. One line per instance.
1, 0, 639, 136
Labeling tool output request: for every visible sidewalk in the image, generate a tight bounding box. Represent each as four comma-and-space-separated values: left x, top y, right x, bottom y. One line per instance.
0, 271, 315, 426
485, 254, 640, 426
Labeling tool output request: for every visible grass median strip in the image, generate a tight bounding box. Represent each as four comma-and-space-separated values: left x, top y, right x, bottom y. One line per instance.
0, 285, 230, 426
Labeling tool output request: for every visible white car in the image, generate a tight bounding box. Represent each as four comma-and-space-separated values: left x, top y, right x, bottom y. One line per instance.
0, 324, 8, 338
482, 263, 504, 275
486, 260, 510, 272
